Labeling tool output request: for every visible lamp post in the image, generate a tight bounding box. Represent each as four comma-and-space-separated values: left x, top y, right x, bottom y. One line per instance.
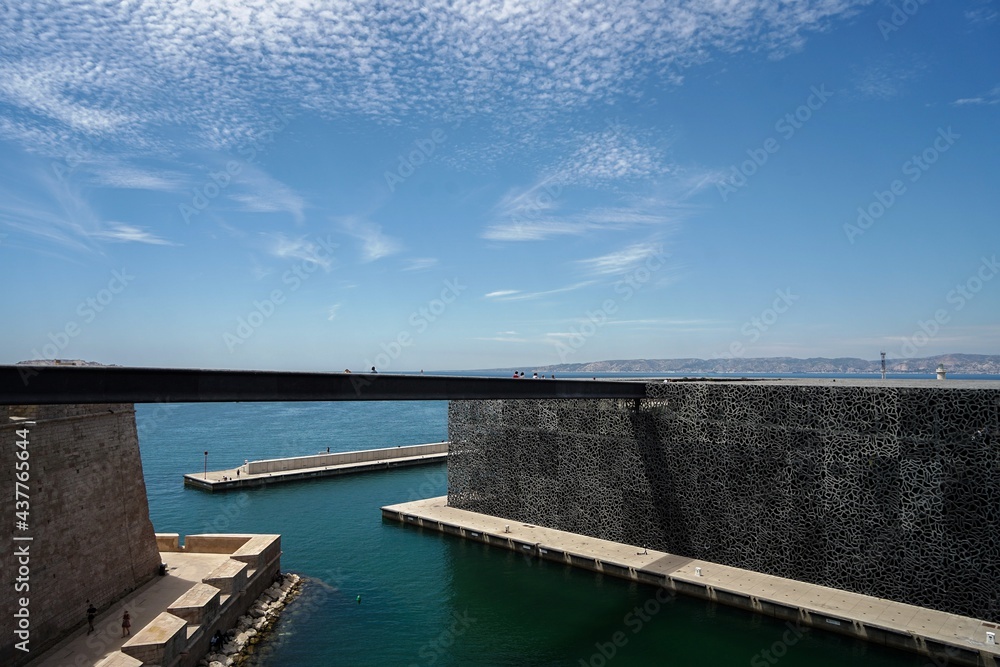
204, 451, 208, 480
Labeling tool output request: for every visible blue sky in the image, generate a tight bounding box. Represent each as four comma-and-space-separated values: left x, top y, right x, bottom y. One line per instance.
1, 0, 998, 372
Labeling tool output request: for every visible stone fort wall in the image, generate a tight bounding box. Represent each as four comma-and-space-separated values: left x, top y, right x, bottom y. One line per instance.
447, 381, 1000, 621
0, 403, 161, 666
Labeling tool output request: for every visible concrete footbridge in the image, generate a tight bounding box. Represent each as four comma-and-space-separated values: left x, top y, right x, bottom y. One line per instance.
0, 365, 647, 405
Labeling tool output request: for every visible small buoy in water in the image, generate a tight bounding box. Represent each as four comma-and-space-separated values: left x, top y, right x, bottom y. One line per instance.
356, 595, 361, 604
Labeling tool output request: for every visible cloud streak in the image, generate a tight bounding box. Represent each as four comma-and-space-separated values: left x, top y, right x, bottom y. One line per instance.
266, 233, 337, 269
92, 223, 177, 246
483, 281, 596, 302
952, 84, 1000, 106
338, 217, 402, 262
576, 241, 667, 276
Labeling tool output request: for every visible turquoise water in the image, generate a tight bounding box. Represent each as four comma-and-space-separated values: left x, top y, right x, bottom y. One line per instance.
136, 400, 932, 667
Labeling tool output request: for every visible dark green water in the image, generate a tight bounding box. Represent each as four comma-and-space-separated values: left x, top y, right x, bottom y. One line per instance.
136, 402, 930, 667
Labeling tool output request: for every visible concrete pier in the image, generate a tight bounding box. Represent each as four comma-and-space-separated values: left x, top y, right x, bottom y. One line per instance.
383, 497, 1000, 667
29, 533, 281, 667
184, 442, 448, 492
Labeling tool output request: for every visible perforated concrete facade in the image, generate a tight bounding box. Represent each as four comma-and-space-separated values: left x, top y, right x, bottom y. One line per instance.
447, 381, 1000, 621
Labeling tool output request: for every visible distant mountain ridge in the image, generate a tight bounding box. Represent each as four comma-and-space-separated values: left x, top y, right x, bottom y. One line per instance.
529, 354, 1000, 375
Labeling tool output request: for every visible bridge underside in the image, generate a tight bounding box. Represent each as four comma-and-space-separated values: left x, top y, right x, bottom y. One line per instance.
0, 365, 647, 405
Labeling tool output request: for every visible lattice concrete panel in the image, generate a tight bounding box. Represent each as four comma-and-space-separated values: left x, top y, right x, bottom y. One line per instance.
447, 383, 1000, 620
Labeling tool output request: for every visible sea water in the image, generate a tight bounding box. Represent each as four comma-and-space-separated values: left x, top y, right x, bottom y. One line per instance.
136, 396, 937, 667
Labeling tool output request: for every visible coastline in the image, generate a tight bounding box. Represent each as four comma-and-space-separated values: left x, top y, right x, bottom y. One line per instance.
199, 573, 302, 667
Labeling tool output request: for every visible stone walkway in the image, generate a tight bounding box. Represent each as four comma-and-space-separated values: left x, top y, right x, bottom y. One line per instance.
29, 552, 230, 667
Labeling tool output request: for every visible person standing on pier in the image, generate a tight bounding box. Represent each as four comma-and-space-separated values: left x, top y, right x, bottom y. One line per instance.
86, 601, 97, 634
122, 610, 131, 637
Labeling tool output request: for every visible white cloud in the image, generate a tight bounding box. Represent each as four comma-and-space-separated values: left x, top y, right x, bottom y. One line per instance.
965, 6, 999, 25
952, 85, 1000, 106
402, 257, 438, 271
484, 129, 688, 241
483, 219, 591, 242
92, 223, 177, 246
338, 217, 402, 262
852, 59, 921, 101
266, 233, 337, 269
576, 241, 667, 275
0, 1, 873, 157
0, 168, 176, 253
483, 281, 595, 301
327, 303, 342, 320
229, 165, 306, 223
474, 331, 527, 342
546, 123, 671, 187
91, 164, 186, 191
0, 57, 139, 135
484, 196, 674, 241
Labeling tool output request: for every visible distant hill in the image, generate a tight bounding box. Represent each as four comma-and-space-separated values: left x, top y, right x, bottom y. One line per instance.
528, 354, 1000, 375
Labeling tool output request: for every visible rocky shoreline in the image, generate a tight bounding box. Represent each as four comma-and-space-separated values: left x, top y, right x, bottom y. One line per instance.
198, 572, 302, 667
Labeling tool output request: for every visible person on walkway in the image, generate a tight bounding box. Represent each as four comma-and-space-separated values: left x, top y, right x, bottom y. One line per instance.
122, 610, 131, 637
86, 600, 97, 634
